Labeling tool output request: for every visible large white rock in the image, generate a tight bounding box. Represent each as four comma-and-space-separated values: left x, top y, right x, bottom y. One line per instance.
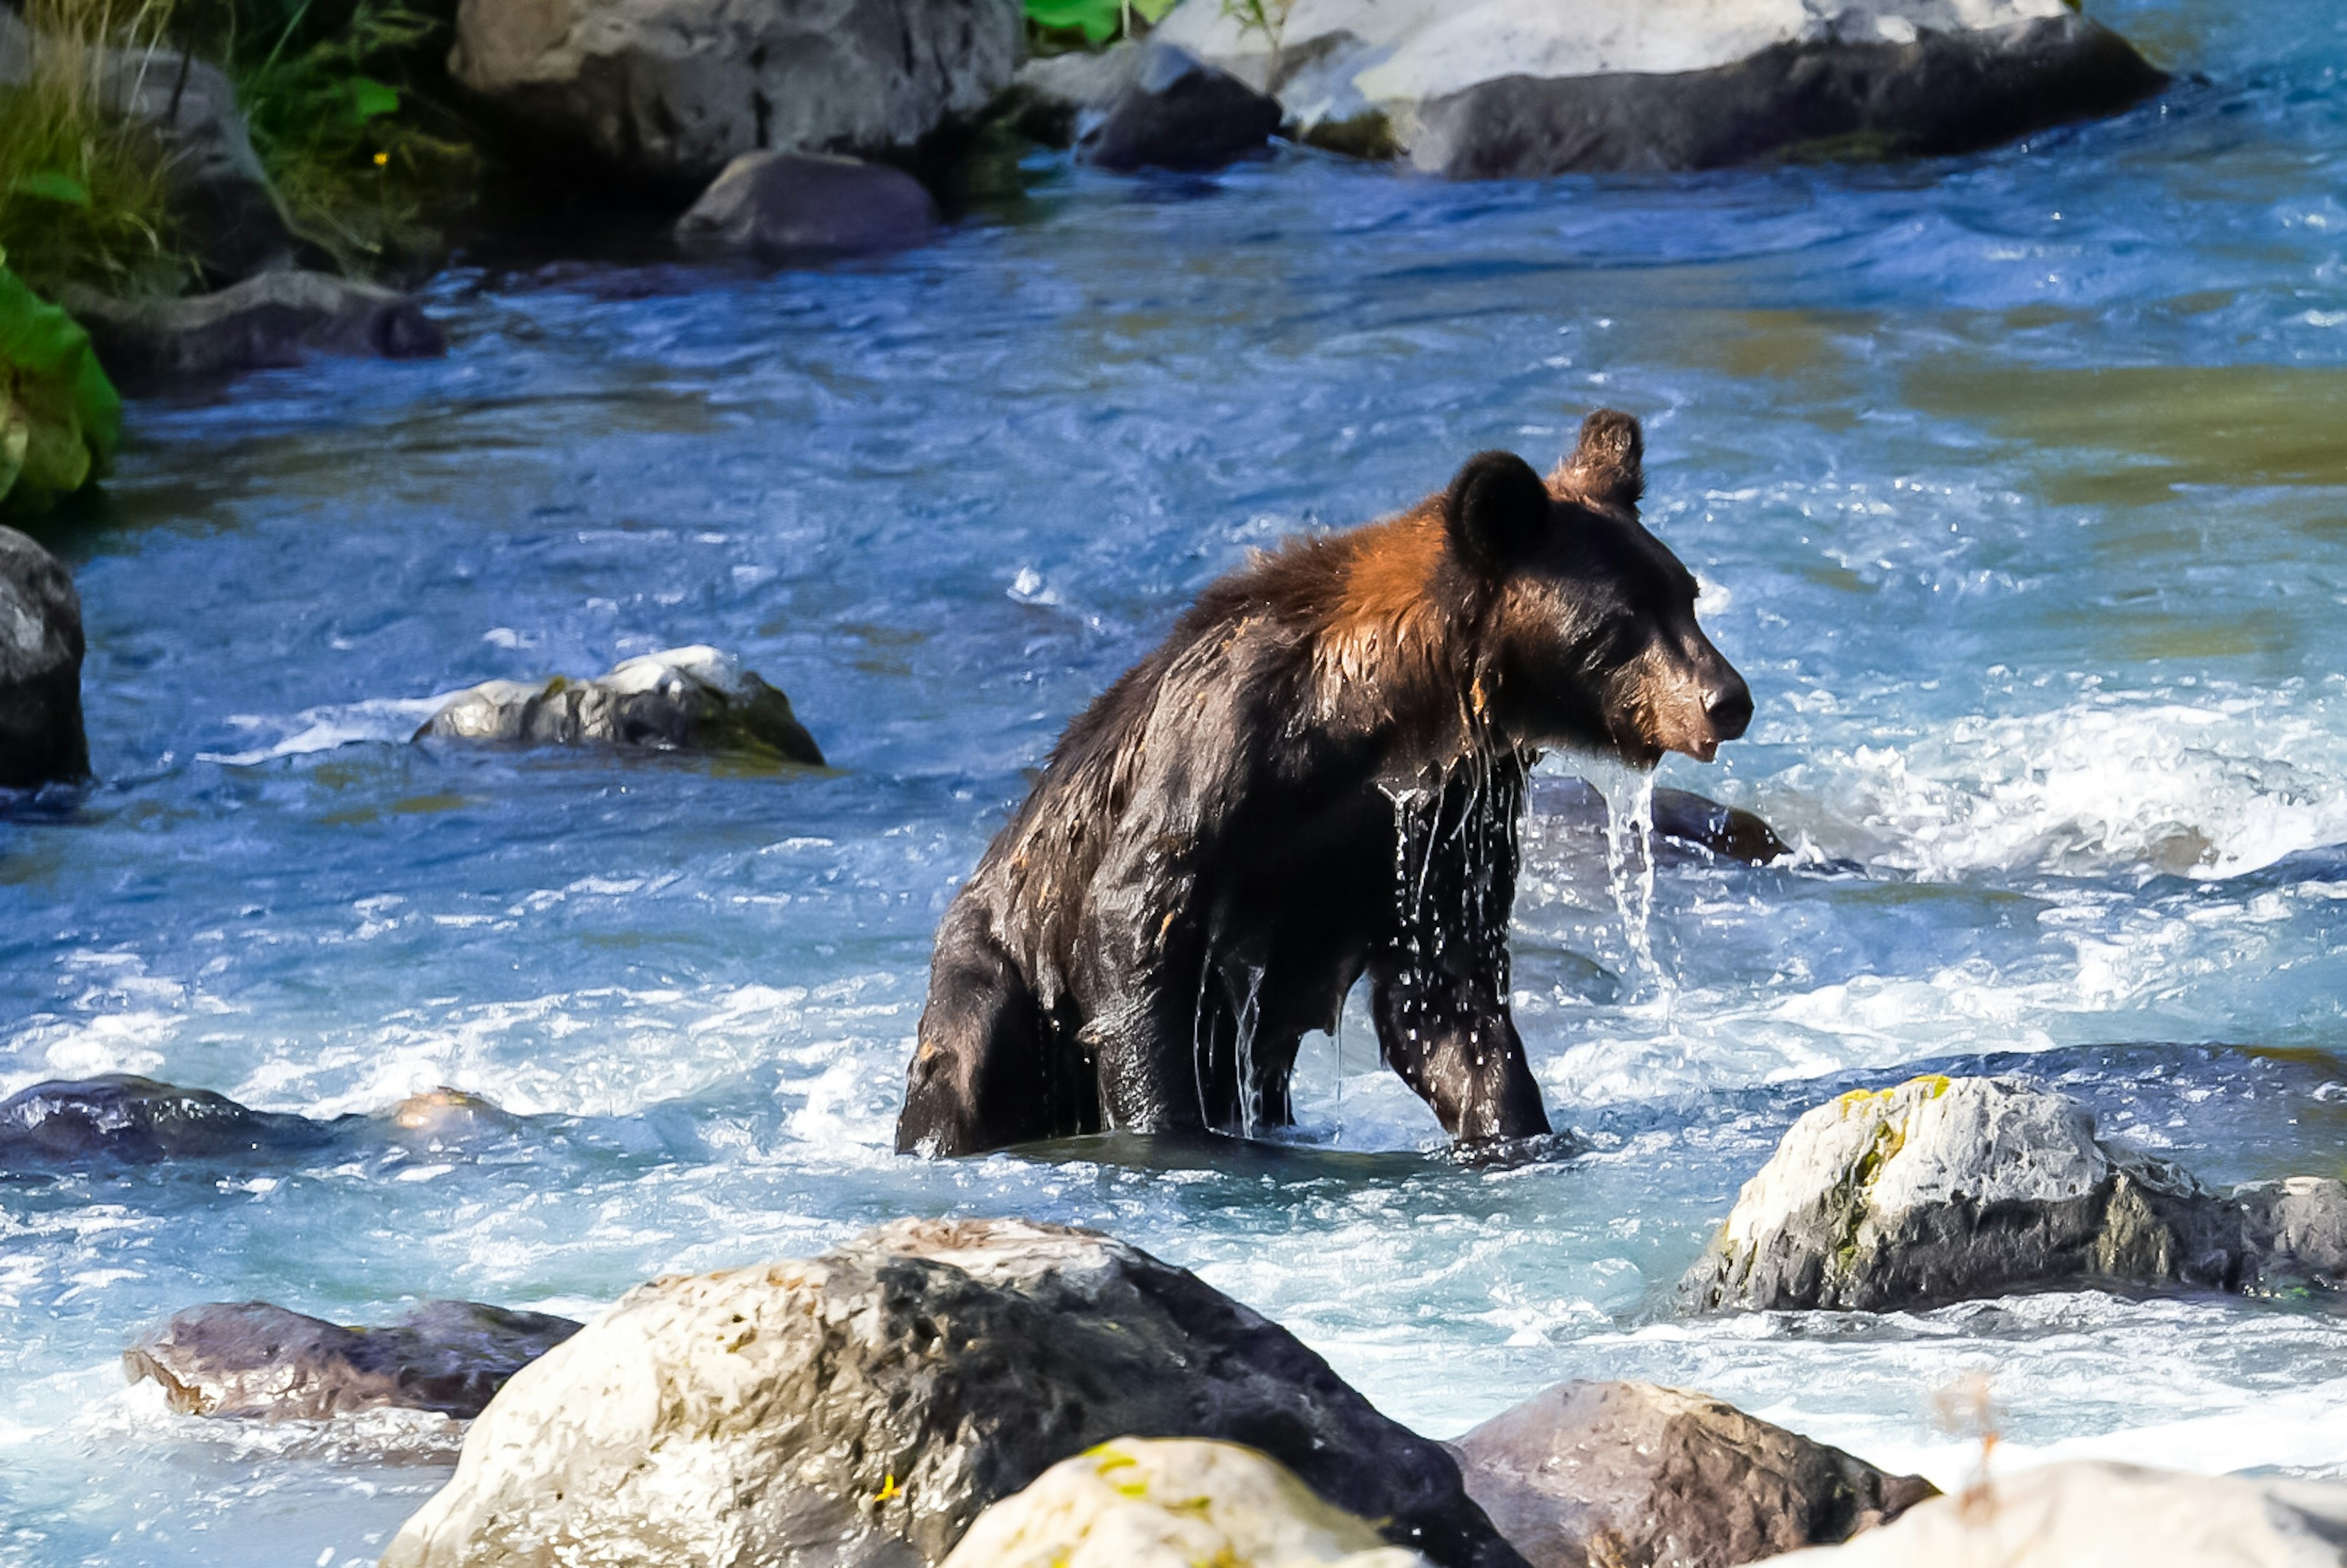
449, 0, 1024, 183
1683, 1075, 2253, 1313
941, 1437, 1431, 1568
1147, 0, 2161, 176
379, 1218, 1522, 1568
1767, 1460, 2347, 1567
416, 645, 826, 766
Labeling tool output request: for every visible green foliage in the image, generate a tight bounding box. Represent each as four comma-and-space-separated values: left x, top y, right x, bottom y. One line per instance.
1024, 0, 1177, 49
232, 0, 480, 273
0, 260, 121, 513
0, 0, 194, 300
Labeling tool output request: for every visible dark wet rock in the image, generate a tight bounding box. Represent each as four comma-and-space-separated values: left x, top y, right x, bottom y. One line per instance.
1414, 16, 2164, 180
416, 645, 824, 766
2239, 1176, 2347, 1289
380, 1217, 1529, 1568
59, 273, 445, 381
449, 0, 1022, 185
1451, 1380, 1935, 1568
1081, 43, 1284, 173
675, 152, 938, 260
0, 526, 89, 790
0, 1074, 335, 1166
1535, 777, 1788, 865
1683, 1075, 2261, 1314
126, 1299, 582, 1420
1768, 1459, 2347, 1567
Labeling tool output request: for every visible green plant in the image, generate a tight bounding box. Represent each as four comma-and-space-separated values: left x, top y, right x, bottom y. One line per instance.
232, 0, 479, 273
0, 258, 122, 512
0, 0, 196, 299
1219, 0, 1293, 73
1024, 0, 1177, 49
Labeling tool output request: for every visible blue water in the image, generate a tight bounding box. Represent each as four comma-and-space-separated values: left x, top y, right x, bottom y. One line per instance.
7, 0, 2347, 1560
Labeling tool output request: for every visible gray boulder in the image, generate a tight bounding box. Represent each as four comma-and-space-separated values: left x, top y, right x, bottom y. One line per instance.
0, 526, 89, 789
1008, 40, 1144, 147
0, 1074, 334, 1165
676, 152, 938, 258
1683, 1075, 2256, 1313
450, 0, 1023, 185
380, 1217, 1528, 1568
1080, 43, 1284, 172
416, 645, 825, 766
1145, 0, 2162, 177
58, 271, 444, 380
1451, 1381, 1934, 1568
2239, 1176, 2347, 1290
126, 1300, 582, 1420
942, 1437, 1432, 1568
1768, 1460, 2347, 1568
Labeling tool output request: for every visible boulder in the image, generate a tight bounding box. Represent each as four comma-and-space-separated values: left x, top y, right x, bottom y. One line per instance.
416, 645, 825, 766
379, 1217, 1529, 1568
1766, 1460, 2347, 1567
1081, 43, 1284, 172
449, 0, 1024, 185
57, 272, 444, 380
1450, 1381, 1934, 1568
1683, 1075, 2258, 1313
92, 46, 299, 280
126, 1300, 582, 1420
1008, 40, 1144, 147
942, 1437, 1433, 1568
2238, 1176, 2347, 1290
1146, 0, 2163, 177
0, 526, 90, 789
1533, 779, 1789, 865
675, 152, 938, 259
0, 1074, 335, 1165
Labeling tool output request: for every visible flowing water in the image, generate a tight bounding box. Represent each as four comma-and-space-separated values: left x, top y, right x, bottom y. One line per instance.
7, 0, 2347, 1558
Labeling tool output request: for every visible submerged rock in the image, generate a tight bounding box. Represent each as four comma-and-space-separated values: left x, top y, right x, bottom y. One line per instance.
380, 1217, 1526, 1568
0, 1074, 334, 1165
943, 1437, 1432, 1568
1146, 0, 2162, 177
449, 0, 1023, 185
1081, 43, 1284, 173
60, 272, 445, 379
1534, 777, 1788, 865
416, 645, 825, 766
0, 526, 90, 790
1451, 1380, 1934, 1568
1683, 1075, 2257, 1313
675, 152, 938, 259
127, 1299, 582, 1420
1768, 1460, 2347, 1567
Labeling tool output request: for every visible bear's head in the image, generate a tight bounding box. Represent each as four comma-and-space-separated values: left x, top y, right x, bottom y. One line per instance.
1447, 411, 1750, 766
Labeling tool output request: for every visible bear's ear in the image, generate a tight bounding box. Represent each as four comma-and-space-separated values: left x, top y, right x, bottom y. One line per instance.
1557, 408, 1644, 510
1444, 449, 1552, 572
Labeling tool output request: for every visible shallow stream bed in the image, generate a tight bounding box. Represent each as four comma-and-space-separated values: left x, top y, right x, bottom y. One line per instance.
7, 0, 2347, 1561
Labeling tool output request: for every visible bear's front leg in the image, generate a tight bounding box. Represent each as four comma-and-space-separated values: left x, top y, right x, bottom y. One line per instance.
1368, 959, 1550, 1142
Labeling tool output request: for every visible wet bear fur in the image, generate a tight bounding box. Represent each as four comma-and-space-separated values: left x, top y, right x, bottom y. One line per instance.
897, 411, 1750, 1157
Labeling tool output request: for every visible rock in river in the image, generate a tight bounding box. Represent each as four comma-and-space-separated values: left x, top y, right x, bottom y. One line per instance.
1146, 0, 2164, 177
0, 526, 90, 790
944, 1437, 1432, 1568
676, 152, 938, 259
1768, 1460, 2347, 1568
380, 1217, 1527, 1568
449, 0, 1023, 185
1081, 43, 1285, 173
59, 272, 445, 381
127, 1300, 582, 1420
1450, 1380, 1934, 1568
0, 1074, 335, 1165
416, 645, 825, 766
1683, 1075, 2257, 1313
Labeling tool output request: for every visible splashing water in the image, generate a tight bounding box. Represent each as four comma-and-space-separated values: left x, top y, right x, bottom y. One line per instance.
1590, 760, 1661, 987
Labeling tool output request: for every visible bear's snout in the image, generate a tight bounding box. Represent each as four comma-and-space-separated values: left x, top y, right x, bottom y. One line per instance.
1704, 672, 1754, 746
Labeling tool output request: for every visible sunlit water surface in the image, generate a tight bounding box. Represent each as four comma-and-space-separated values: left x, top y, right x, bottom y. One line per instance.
7, 0, 2347, 1560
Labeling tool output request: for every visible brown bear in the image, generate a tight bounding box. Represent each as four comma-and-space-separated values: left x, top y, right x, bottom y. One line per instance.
895, 411, 1750, 1157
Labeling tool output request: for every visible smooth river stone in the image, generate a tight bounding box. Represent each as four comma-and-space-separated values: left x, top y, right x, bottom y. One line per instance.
0, 526, 89, 789
127, 1300, 583, 1420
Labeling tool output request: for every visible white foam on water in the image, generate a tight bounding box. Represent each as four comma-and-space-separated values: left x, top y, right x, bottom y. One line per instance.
197, 696, 457, 766
1768, 681, 2347, 881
